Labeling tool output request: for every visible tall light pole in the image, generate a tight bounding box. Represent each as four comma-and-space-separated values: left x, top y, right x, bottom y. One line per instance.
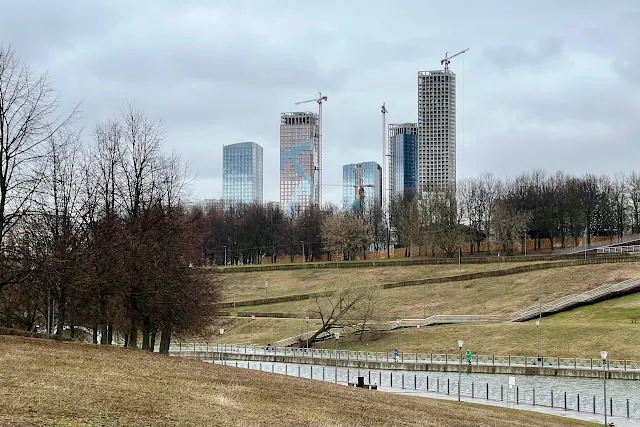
223, 245, 227, 266
457, 340, 464, 401
536, 320, 540, 361
417, 325, 421, 346
601, 350, 608, 426
301, 241, 305, 262
334, 332, 340, 383
305, 316, 309, 349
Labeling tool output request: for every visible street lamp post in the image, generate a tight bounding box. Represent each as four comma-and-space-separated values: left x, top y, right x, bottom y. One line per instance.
223, 245, 227, 266
301, 241, 305, 262
417, 325, 421, 346
334, 332, 340, 383
396, 319, 401, 350
457, 340, 464, 402
305, 316, 309, 349
601, 350, 608, 426
536, 320, 540, 361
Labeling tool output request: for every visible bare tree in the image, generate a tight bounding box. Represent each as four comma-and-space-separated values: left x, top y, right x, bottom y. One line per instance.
0, 44, 77, 290
491, 200, 531, 256
321, 211, 371, 260
305, 283, 370, 346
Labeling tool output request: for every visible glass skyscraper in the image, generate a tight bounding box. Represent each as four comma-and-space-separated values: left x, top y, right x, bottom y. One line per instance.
342, 162, 382, 211
279, 112, 320, 214
222, 141, 263, 204
388, 123, 418, 198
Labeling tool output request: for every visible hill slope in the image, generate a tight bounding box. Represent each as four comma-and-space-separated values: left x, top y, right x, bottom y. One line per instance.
0, 336, 592, 427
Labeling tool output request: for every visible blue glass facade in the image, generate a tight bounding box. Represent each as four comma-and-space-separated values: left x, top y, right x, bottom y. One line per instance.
393, 133, 418, 196
342, 162, 382, 211
223, 142, 263, 204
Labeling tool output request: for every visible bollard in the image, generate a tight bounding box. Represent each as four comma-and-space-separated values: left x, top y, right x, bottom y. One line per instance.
533, 388, 536, 406
564, 392, 567, 411
379, 371, 382, 385
298, 365, 300, 377
516, 386, 519, 404
486, 383, 489, 400
322, 366, 325, 380
551, 390, 554, 408
285, 365, 288, 375
437, 378, 440, 393
627, 399, 630, 418
310, 366, 313, 379
501, 385, 503, 401
472, 382, 474, 398
272, 364, 274, 373
369, 371, 371, 384
610, 397, 613, 416
414, 375, 417, 390
578, 394, 580, 412
391, 373, 393, 388
447, 378, 450, 395
260, 362, 262, 371
235, 361, 237, 367
593, 396, 596, 414
427, 376, 429, 391
347, 369, 350, 382
402, 373, 404, 389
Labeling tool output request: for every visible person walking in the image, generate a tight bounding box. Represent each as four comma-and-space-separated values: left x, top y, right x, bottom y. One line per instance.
465, 349, 472, 365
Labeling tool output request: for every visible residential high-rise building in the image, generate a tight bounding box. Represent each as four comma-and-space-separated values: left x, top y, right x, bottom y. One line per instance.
279, 112, 320, 213
388, 123, 418, 199
342, 162, 382, 211
222, 141, 263, 204
417, 70, 456, 192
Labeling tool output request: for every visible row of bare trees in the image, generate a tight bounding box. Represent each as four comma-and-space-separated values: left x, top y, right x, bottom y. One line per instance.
0, 45, 218, 350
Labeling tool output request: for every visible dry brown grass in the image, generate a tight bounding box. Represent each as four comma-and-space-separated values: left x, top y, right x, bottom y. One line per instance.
218, 261, 550, 302
234, 263, 640, 319
0, 335, 594, 427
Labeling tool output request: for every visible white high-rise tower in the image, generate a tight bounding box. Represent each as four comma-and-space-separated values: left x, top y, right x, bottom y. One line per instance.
417, 70, 456, 193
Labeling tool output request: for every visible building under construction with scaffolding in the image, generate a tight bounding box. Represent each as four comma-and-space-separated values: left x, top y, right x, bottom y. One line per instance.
279, 111, 320, 214
342, 162, 382, 211
417, 69, 457, 193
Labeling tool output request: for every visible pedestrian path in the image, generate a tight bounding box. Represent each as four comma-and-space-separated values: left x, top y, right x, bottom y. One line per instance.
387, 387, 633, 426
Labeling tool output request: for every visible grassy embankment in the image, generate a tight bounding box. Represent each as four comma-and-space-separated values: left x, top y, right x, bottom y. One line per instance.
217, 261, 552, 302
211, 263, 640, 358
0, 335, 594, 427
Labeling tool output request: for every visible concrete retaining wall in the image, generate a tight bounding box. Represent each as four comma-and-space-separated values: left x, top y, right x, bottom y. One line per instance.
173, 351, 640, 380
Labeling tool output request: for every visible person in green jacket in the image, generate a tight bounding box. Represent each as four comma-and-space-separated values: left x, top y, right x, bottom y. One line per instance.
465, 349, 472, 364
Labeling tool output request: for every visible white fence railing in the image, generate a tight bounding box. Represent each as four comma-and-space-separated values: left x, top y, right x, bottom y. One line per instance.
169, 343, 640, 373
597, 245, 640, 254
553, 233, 640, 255
511, 276, 640, 321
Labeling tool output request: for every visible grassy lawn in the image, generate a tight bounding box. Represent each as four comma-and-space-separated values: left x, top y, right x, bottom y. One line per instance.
200, 317, 324, 345
232, 263, 640, 319
0, 335, 594, 427
315, 293, 640, 359
217, 261, 551, 302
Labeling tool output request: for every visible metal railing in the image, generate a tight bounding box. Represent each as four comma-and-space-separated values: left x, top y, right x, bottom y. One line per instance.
511, 276, 640, 321
273, 315, 503, 347
220, 360, 640, 420
169, 343, 640, 373
553, 233, 640, 255
598, 245, 640, 254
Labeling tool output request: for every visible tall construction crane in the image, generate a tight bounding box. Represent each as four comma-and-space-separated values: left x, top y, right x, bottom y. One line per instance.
381, 102, 388, 219
295, 92, 328, 205
441, 48, 469, 71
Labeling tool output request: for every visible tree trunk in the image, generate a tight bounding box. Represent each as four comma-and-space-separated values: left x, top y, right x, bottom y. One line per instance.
141, 315, 151, 351
100, 325, 109, 345
127, 295, 140, 348
159, 324, 172, 354
150, 328, 157, 352
107, 325, 114, 345
55, 287, 66, 342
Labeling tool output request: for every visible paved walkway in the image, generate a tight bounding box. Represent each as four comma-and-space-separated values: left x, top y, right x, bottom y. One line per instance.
385, 387, 633, 426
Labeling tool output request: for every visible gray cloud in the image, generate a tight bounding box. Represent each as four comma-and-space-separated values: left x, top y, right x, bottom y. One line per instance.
1, 0, 639, 203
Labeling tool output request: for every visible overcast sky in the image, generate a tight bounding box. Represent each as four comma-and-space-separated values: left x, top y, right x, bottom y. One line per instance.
2, 0, 639, 204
